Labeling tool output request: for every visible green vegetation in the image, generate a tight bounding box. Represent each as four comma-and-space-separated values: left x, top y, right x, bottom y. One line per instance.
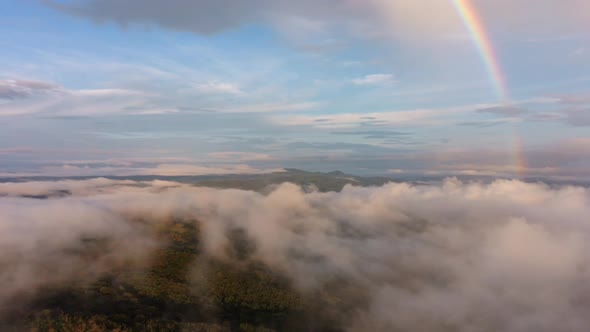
4, 219, 346, 332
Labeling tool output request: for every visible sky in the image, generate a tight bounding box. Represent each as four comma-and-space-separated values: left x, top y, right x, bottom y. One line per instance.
0, 0, 589, 179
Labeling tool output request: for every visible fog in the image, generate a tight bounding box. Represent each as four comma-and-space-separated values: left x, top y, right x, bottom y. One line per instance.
1, 178, 589, 331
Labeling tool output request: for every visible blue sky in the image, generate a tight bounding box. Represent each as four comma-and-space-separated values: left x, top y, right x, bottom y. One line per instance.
0, 0, 589, 179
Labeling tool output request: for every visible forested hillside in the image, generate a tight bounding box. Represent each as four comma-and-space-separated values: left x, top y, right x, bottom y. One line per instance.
3, 218, 358, 332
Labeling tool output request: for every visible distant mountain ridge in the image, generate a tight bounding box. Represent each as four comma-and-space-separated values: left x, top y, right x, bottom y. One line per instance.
0, 169, 396, 193
2, 169, 588, 190
193, 168, 394, 192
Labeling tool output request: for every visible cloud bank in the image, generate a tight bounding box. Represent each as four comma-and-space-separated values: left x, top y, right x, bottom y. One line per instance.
46, 0, 590, 41
1, 178, 590, 331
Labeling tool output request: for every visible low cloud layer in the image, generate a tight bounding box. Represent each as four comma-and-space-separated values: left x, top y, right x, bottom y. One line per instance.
0, 162, 283, 178
1, 178, 590, 331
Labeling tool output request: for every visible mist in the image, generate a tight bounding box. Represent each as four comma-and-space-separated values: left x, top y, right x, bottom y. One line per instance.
1, 178, 589, 331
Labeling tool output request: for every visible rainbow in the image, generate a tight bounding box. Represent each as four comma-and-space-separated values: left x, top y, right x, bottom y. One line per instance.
513, 130, 528, 178
452, 0, 529, 178
451, 0, 509, 101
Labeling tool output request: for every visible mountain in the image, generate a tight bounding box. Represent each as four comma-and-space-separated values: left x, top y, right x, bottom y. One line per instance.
192, 169, 394, 192
0, 169, 397, 193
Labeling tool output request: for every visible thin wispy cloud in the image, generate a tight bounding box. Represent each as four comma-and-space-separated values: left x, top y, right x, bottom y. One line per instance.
352, 74, 396, 85
0, 79, 60, 100
195, 81, 244, 95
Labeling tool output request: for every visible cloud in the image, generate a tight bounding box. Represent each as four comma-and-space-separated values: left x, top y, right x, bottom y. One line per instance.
0, 74, 316, 116
45, 0, 590, 44
142, 163, 282, 176
1, 178, 590, 330
473, 97, 590, 127
195, 82, 244, 95
0, 177, 140, 197
563, 108, 590, 126
0, 83, 155, 116
0, 182, 161, 310
477, 106, 531, 117
72, 88, 144, 97
264, 137, 590, 181
0, 79, 60, 100
44, 0, 270, 35
207, 152, 274, 161
570, 47, 587, 59
416, 138, 590, 179
0, 163, 284, 178
224, 101, 319, 113
556, 93, 590, 106
272, 108, 463, 128
283, 141, 400, 155
330, 130, 413, 140
331, 130, 410, 137
457, 119, 518, 127
352, 74, 395, 85
272, 101, 545, 129
330, 130, 412, 140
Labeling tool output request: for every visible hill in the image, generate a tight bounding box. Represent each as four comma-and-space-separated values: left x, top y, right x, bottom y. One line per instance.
0, 169, 396, 193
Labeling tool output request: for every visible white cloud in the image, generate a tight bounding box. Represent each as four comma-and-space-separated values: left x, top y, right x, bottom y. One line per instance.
0, 74, 317, 116
71, 88, 145, 97
272, 108, 461, 128
0, 84, 151, 116
195, 81, 244, 95
142, 163, 282, 176
0, 163, 284, 178
352, 74, 395, 85
2, 178, 590, 330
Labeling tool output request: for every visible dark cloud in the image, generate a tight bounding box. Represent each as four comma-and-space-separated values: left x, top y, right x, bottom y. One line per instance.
0, 79, 60, 100
44, 0, 590, 44
44, 0, 364, 36
44, 0, 270, 34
